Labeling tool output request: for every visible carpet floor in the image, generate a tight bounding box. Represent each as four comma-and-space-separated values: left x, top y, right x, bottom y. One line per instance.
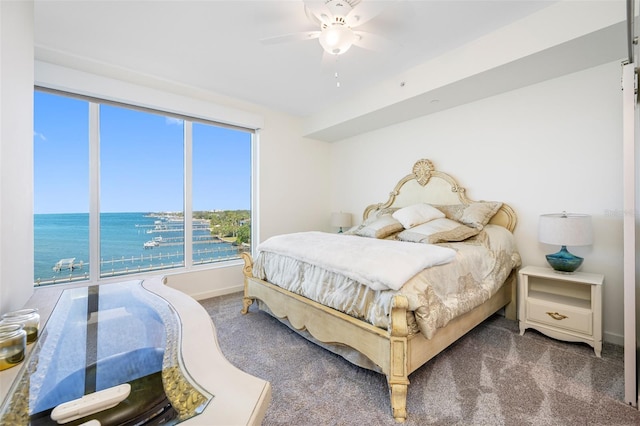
199, 292, 640, 425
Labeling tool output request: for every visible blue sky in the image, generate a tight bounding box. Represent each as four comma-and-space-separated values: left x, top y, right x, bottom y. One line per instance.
34, 91, 251, 214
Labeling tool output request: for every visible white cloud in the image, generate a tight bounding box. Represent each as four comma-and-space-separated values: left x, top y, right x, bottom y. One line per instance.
33, 131, 47, 141
165, 117, 184, 126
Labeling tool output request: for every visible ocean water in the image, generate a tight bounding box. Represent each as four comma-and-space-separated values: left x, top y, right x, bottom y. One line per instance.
34, 212, 237, 284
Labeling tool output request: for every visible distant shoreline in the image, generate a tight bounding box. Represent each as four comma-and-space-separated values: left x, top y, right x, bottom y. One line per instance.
33, 211, 246, 286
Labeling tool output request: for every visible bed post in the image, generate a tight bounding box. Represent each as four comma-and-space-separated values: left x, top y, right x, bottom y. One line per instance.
504, 269, 517, 321
388, 295, 410, 423
240, 252, 255, 314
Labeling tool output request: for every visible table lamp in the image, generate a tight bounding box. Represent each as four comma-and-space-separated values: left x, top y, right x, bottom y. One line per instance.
331, 212, 352, 233
538, 212, 593, 273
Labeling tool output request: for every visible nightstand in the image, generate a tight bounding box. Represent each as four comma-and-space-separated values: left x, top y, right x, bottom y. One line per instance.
518, 265, 604, 357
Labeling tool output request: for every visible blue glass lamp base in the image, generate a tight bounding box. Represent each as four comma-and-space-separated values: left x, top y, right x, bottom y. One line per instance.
546, 246, 583, 273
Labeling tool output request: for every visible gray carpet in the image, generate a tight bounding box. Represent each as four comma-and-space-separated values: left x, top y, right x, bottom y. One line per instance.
199, 292, 640, 425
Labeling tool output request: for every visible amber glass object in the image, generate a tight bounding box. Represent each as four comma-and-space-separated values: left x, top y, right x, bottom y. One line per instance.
1, 308, 40, 343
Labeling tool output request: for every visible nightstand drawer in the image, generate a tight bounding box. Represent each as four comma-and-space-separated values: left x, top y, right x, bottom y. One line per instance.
527, 299, 593, 335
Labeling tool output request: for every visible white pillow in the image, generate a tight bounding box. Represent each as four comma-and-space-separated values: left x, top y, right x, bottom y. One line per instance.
406, 218, 461, 234
392, 203, 445, 229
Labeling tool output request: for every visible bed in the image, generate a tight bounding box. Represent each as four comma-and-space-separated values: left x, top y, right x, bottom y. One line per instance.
241, 158, 519, 423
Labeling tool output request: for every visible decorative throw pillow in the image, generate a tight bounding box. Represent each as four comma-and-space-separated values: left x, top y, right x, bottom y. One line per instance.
434, 202, 502, 230
459, 202, 502, 229
354, 214, 404, 239
433, 204, 466, 221
397, 218, 480, 244
392, 203, 445, 229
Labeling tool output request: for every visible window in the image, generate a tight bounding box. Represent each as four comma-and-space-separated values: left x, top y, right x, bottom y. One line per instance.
99, 105, 185, 278
33, 89, 253, 286
192, 122, 251, 265
34, 92, 90, 284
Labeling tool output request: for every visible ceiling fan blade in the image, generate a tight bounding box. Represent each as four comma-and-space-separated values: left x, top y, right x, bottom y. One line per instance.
303, 1, 333, 25
345, 1, 390, 27
352, 31, 393, 52
260, 31, 320, 45
304, 4, 323, 26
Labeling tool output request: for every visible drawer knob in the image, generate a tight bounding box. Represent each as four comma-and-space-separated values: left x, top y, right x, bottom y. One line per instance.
546, 311, 568, 321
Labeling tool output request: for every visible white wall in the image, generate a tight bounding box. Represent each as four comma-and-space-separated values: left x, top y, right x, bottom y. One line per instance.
256, 114, 332, 240
330, 60, 625, 344
0, 1, 35, 313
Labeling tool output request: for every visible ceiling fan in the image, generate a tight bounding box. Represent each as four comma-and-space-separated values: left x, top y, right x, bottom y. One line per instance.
261, 0, 391, 57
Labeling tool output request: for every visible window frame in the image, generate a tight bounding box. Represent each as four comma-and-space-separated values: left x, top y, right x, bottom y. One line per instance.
35, 87, 257, 286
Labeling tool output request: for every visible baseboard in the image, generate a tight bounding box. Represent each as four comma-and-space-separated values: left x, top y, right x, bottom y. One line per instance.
189, 285, 243, 301
604, 330, 624, 347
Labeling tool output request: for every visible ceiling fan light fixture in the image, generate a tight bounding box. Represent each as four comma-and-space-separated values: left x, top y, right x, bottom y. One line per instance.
319, 24, 355, 55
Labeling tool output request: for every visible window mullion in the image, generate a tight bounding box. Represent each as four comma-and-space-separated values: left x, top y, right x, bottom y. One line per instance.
184, 121, 193, 268
251, 131, 259, 256
89, 103, 100, 282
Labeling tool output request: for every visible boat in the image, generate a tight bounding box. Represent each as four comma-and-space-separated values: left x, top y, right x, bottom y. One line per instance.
144, 240, 159, 249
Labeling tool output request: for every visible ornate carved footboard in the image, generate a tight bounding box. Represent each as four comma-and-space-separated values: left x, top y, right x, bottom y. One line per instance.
241, 252, 413, 422
241, 252, 517, 423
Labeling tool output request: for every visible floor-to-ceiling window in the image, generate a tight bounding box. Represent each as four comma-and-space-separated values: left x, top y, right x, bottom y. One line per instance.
34, 91, 90, 285
33, 89, 253, 286
192, 122, 251, 265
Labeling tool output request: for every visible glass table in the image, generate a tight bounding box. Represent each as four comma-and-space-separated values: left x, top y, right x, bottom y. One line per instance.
0, 281, 213, 425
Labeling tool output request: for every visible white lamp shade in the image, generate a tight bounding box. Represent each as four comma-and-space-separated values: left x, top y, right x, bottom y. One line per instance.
331, 212, 352, 228
538, 213, 593, 247
319, 25, 355, 55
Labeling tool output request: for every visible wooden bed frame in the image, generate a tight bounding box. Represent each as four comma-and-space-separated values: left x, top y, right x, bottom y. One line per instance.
241, 159, 518, 423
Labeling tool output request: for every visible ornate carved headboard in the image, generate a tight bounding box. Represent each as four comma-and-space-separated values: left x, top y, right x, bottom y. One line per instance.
362, 159, 517, 232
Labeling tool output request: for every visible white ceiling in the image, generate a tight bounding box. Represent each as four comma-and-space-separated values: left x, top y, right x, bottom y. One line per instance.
33, 0, 559, 118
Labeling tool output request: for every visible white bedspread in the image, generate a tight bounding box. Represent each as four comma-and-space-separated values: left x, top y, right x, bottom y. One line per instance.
256, 231, 456, 291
